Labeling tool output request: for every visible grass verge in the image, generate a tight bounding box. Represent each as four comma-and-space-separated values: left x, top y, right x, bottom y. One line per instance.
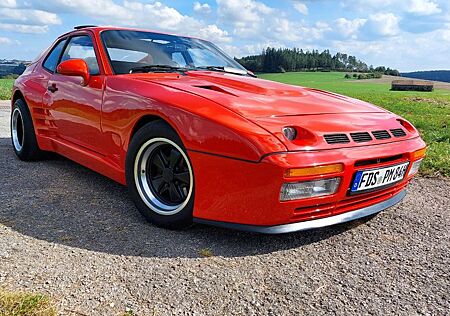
0, 79, 14, 101
0, 289, 57, 316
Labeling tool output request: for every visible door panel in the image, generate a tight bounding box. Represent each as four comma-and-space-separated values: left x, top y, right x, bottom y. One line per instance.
47, 74, 104, 153
47, 35, 106, 154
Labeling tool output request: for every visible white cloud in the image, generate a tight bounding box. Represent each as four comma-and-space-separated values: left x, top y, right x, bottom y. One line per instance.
0, 0, 16, 8
217, 0, 330, 43
341, 0, 393, 9
34, 0, 129, 18
0, 23, 48, 33
32, 0, 231, 43
0, 3, 60, 34
216, 0, 274, 40
341, 0, 442, 16
334, 18, 366, 38
0, 37, 12, 44
407, 0, 441, 16
196, 24, 231, 43
193, 2, 212, 14
217, 0, 273, 25
331, 25, 450, 71
293, 1, 308, 15
366, 13, 400, 36
0, 8, 61, 25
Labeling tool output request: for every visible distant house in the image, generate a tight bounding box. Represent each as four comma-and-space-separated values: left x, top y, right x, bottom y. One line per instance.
391, 80, 434, 92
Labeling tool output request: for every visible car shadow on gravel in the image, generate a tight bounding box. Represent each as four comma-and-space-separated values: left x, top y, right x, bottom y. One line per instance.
0, 138, 362, 258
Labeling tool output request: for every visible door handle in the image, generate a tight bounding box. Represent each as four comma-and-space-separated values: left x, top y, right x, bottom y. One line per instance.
47, 83, 58, 93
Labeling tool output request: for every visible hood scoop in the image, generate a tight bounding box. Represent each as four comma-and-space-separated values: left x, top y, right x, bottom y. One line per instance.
187, 71, 305, 96
194, 85, 237, 96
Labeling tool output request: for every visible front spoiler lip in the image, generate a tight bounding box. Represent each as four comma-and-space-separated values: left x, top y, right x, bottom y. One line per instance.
194, 189, 406, 234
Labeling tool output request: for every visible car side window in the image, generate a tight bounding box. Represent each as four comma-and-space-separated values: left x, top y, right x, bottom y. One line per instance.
60, 35, 100, 75
43, 39, 67, 73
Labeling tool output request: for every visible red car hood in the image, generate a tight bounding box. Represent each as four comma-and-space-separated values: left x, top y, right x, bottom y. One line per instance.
130, 72, 417, 151
130, 71, 385, 117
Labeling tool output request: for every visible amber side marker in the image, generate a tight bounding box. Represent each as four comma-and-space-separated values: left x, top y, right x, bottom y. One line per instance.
285, 163, 344, 177
412, 147, 427, 160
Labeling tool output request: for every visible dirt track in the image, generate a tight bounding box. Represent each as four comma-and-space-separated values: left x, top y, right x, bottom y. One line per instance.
351, 75, 450, 90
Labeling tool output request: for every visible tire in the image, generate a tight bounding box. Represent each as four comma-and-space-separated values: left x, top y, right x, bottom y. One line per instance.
126, 120, 195, 229
11, 98, 43, 161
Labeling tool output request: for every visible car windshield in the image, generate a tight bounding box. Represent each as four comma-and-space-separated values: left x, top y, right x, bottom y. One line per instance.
101, 30, 247, 75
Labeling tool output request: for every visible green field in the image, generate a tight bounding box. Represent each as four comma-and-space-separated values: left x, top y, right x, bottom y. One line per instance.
0, 78, 14, 100
260, 72, 450, 176
1, 73, 449, 176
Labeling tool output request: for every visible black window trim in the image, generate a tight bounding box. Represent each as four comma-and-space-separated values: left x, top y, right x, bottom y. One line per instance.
60, 34, 101, 76
42, 37, 69, 74
42, 31, 103, 76
99, 30, 119, 75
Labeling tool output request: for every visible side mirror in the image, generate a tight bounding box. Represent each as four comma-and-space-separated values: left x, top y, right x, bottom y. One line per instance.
57, 59, 90, 85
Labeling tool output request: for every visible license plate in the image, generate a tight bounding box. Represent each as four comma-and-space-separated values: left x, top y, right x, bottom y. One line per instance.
350, 162, 409, 193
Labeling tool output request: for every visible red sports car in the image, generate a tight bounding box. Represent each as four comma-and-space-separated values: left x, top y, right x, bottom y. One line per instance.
11, 26, 426, 233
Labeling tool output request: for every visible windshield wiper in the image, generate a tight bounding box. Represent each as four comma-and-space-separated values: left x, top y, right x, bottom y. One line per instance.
129, 65, 189, 74
195, 66, 254, 77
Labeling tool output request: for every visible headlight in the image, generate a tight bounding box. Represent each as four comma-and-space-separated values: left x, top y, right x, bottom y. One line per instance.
408, 159, 423, 177
280, 177, 341, 201
282, 127, 297, 140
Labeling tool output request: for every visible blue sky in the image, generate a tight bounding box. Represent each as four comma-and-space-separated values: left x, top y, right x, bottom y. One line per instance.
0, 0, 449, 71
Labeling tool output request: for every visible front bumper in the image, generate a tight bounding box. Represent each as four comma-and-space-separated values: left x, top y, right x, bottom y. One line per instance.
189, 136, 425, 229
195, 189, 406, 234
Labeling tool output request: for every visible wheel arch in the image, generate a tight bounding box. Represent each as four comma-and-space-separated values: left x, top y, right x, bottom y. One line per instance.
129, 114, 182, 148
11, 89, 25, 109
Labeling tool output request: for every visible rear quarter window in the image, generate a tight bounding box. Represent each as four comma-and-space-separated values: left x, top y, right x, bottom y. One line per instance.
43, 39, 67, 73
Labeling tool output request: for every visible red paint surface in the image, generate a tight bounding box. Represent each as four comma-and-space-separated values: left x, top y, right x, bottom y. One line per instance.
12, 26, 426, 226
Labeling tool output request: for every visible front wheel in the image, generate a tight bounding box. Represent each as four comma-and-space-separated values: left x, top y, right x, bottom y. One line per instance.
126, 121, 194, 229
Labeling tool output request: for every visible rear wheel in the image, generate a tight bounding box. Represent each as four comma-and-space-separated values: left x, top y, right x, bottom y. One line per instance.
126, 121, 194, 229
11, 99, 43, 160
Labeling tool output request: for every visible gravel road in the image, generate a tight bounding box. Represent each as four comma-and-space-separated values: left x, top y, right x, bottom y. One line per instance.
0, 101, 449, 315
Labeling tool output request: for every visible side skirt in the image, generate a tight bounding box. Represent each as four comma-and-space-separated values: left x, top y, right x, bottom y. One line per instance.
39, 135, 126, 185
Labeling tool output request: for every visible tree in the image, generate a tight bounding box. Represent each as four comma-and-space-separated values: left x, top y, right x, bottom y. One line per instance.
235, 47, 397, 75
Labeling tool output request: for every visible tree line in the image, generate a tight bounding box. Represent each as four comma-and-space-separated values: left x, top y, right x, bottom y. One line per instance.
236, 47, 400, 76
0, 60, 26, 79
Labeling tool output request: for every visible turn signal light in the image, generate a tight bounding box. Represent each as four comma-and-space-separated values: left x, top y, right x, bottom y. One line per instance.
412, 147, 427, 160
408, 159, 423, 177
285, 163, 344, 177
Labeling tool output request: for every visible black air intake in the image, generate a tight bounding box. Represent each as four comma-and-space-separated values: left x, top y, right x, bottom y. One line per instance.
390, 128, 407, 137
324, 134, 350, 144
372, 130, 391, 140
350, 132, 372, 143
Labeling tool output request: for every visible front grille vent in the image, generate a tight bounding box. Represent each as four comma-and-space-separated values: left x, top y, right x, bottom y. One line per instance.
324, 134, 350, 144
324, 128, 408, 145
350, 132, 372, 143
390, 128, 407, 137
372, 130, 391, 140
